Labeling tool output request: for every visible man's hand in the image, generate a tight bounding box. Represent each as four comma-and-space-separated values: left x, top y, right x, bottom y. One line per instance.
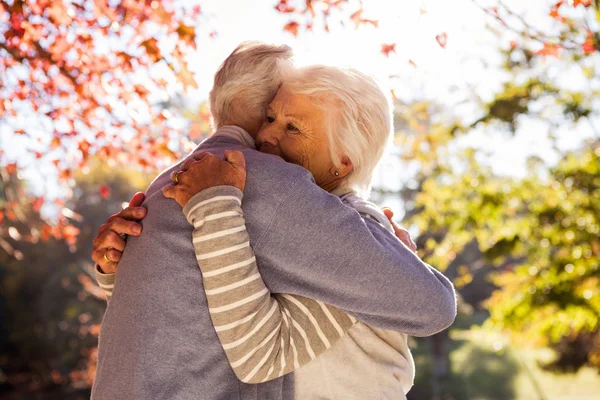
382, 208, 417, 253
91, 192, 147, 274
163, 150, 247, 208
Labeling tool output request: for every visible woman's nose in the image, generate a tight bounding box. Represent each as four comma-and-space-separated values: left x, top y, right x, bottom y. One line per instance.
256, 124, 280, 149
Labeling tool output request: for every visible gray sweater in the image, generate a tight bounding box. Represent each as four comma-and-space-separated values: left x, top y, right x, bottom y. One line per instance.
91, 126, 456, 400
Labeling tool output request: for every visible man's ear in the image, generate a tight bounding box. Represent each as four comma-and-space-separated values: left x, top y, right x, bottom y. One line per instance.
337, 156, 353, 178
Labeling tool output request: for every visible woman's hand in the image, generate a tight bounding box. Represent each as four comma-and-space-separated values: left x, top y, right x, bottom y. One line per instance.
382, 208, 417, 253
91, 192, 147, 274
163, 150, 247, 208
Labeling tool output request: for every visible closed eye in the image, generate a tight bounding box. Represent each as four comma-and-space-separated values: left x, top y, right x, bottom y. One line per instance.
287, 123, 299, 133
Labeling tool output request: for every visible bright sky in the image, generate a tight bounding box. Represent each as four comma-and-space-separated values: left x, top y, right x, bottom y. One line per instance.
3, 0, 598, 215
181, 0, 598, 211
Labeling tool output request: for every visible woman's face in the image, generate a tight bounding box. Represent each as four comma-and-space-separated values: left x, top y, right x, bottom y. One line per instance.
256, 85, 347, 191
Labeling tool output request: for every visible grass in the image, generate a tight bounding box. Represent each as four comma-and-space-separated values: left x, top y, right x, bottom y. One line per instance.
407, 328, 600, 400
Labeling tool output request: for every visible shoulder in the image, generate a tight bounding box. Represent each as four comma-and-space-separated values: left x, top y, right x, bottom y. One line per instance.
341, 194, 394, 233
242, 149, 314, 186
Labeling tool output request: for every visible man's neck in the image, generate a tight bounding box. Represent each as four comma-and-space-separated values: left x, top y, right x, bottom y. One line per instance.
213, 125, 256, 149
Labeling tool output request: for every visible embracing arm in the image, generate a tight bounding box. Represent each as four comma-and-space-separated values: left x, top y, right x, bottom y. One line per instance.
184, 186, 356, 383
254, 172, 457, 336
91, 192, 146, 301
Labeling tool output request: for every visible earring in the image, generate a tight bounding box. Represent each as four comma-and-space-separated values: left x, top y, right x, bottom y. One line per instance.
334, 171, 340, 177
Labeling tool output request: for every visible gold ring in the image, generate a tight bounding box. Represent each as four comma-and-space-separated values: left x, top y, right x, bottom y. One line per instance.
103, 249, 113, 264
172, 170, 183, 184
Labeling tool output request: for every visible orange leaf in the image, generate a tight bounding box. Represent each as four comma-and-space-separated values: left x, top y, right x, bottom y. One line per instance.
6, 163, 17, 174
284, 21, 300, 36
15, 129, 26, 135
177, 62, 198, 92
32, 197, 45, 212
51, 137, 61, 149
78, 140, 91, 158
436, 32, 448, 48
141, 38, 162, 63
176, 23, 196, 48
408, 59, 417, 68
582, 37, 596, 55
535, 43, 561, 57
381, 43, 396, 57
275, 1, 296, 13
62, 224, 80, 246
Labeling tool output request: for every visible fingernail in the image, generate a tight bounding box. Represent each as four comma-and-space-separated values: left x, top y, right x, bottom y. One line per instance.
133, 225, 142, 234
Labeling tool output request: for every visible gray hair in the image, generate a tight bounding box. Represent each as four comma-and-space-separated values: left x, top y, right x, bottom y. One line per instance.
281, 65, 393, 198
209, 41, 293, 129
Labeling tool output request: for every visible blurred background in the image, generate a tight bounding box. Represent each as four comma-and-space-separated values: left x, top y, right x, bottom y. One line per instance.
0, 0, 599, 399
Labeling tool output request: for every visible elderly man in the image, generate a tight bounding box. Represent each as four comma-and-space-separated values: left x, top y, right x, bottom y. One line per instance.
91, 42, 456, 400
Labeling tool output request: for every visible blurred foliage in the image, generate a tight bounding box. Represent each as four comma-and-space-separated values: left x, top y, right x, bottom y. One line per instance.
378, 1, 600, 377
0, 161, 150, 398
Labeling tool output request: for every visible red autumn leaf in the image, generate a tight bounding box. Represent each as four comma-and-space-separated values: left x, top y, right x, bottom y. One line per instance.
177, 62, 199, 92
176, 23, 196, 49
572, 0, 591, 6
141, 38, 162, 63
58, 168, 72, 181
535, 42, 561, 57
6, 164, 17, 175
436, 32, 448, 48
51, 137, 61, 149
582, 36, 596, 54
32, 197, 45, 212
549, 3, 567, 21
275, 1, 296, 13
47, 1, 72, 26
284, 21, 300, 36
62, 224, 80, 246
78, 140, 91, 158
99, 185, 111, 199
350, 9, 379, 29
381, 43, 396, 57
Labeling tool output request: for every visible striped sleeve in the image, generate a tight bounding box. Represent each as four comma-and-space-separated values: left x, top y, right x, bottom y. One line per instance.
183, 185, 357, 384
95, 265, 115, 300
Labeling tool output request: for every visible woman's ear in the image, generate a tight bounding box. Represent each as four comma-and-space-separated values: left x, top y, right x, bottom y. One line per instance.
332, 156, 353, 179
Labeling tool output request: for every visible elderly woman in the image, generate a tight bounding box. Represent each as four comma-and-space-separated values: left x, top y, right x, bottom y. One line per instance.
93, 63, 451, 399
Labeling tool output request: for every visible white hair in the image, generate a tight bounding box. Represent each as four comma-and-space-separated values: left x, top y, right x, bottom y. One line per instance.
281, 65, 393, 198
209, 41, 293, 129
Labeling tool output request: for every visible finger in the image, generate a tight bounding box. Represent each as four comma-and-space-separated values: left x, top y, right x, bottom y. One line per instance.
129, 192, 145, 208
170, 170, 185, 184
224, 150, 246, 171
116, 206, 147, 221
181, 152, 212, 171
163, 184, 177, 199
98, 230, 127, 252
396, 230, 417, 252
92, 249, 118, 273
382, 208, 394, 221
109, 217, 142, 237
105, 248, 123, 263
